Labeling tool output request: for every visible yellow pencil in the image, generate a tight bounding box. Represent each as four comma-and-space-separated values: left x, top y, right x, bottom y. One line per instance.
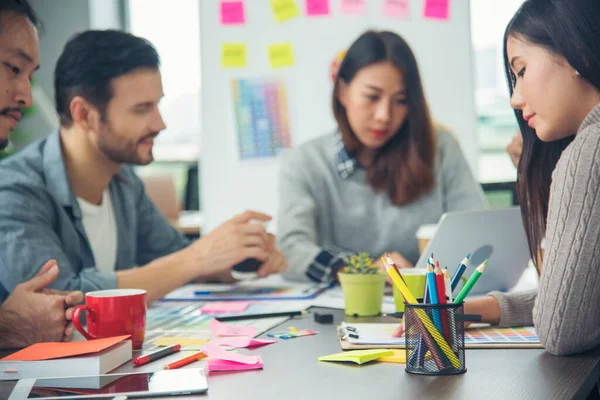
381, 256, 461, 369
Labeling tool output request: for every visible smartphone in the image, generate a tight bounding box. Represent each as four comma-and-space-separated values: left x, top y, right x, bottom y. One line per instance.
9, 368, 208, 399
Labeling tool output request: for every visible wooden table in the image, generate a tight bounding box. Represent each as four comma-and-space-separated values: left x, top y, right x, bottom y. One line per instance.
2, 307, 600, 399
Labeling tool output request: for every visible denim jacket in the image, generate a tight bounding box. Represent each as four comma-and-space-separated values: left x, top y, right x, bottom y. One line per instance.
0, 131, 190, 301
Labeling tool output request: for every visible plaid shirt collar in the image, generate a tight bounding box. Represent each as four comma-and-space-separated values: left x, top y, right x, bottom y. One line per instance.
335, 132, 360, 179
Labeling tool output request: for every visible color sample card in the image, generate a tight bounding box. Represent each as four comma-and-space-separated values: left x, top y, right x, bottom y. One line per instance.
340, 0, 365, 14
268, 43, 294, 68
220, 1, 245, 25
271, 0, 300, 22
305, 0, 330, 16
383, 0, 409, 19
152, 337, 210, 347
231, 78, 292, 160
424, 0, 449, 20
200, 301, 250, 314
221, 43, 246, 68
464, 327, 539, 344
143, 301, 292, 347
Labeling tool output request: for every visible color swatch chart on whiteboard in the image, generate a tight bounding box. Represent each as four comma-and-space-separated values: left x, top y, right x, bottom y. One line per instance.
231, 78, 292, 160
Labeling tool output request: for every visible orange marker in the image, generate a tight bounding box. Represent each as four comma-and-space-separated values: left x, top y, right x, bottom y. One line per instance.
163, 351, 207, 370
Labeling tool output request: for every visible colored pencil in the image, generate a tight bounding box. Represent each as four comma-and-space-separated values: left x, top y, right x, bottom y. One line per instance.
450, 253, 470, 292
454, 259, 488, 304
424, 253, 434, 302
426, 264, 442, 334
163, 351, 207, 370
435, 263, 450, 340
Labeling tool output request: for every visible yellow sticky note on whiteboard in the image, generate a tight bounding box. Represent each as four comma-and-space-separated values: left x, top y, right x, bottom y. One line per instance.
221, 43, 246, 68
271, 0, 299, 23
268, 43, 294, 68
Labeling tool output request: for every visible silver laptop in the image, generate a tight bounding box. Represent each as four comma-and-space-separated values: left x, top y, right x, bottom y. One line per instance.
415, 207, 531, 295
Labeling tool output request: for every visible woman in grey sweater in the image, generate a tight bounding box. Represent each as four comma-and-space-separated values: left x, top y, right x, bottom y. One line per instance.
464, 0, 600, 356
277, 31, 486, 284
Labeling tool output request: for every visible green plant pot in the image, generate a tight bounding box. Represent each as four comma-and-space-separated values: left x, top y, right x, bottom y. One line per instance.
338, 272, 386, 317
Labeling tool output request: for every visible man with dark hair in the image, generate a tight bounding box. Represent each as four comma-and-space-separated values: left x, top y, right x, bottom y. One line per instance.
0, 0, 83, 349
0, 29, 287, 305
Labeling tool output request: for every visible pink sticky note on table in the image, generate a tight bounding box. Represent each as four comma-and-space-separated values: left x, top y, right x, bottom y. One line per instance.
424, 0, 449, 20
209, 318, 258, 337
382, 0, 409, 19
201, 301, 250, 314
305, 0, 329, 16
220, 1, 245, 25
205, 343, 260, 364
207, 357, 264, 372
215, 336, 276, 348
340, 0, 365, 14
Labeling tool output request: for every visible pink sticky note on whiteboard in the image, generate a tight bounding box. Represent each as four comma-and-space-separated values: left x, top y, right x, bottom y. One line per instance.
339, 0, 365, 14
209, 318, 257, 337
207, 357, 264, 372
201, 301, 250, 314
220, 1, 245, 25
424, 0, 449, 20
382, 0, 409, 19
305, 0, 329, 16
205, 343, 260, 364
215, 336, 276, 348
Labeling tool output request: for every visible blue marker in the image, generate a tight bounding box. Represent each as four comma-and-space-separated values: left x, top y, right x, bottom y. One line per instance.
450, 253, 470, 292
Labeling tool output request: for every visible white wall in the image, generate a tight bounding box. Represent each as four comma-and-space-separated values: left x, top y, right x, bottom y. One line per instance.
18, 0, 123, 144
200, 0, 478, 231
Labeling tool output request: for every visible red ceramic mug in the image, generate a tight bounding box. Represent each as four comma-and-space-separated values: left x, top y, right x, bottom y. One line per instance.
72, 289, 147, 349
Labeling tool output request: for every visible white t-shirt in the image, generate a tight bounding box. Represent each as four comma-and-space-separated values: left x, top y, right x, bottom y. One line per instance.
77, 190, 118, 273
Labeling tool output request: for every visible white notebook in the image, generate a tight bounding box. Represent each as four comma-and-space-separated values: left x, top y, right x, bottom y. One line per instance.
0, 340, 132, 381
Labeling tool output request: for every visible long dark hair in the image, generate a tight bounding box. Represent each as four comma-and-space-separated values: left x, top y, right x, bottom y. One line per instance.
333, 30, 436, 206
503, 0, 600, 269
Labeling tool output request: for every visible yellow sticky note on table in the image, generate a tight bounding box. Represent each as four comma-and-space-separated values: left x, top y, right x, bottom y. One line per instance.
152, 337, 210, 347
221, 43, 246, 68
377, 350, 406, 363
268, 43, 294, 68
318, 349, 393, 365
271, 0, 299, 23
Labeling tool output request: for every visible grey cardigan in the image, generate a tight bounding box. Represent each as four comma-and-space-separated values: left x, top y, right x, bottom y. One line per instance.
489, 103, 600, 356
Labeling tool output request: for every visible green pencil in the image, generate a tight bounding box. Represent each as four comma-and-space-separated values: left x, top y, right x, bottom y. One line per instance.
453, 259, 488, 304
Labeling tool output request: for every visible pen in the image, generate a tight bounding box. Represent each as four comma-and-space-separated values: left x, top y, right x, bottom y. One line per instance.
216, 310, 307, 322
134, 344, 181, 366
163, 351, 207, 370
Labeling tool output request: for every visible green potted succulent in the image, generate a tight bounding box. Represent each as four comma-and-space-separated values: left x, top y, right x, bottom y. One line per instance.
338, 252, 386, 317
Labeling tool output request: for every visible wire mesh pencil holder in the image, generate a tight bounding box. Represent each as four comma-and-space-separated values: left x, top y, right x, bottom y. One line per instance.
404, 302, 466, 375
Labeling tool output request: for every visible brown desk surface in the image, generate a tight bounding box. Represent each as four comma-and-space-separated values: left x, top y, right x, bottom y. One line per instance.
2, 307, 600, 400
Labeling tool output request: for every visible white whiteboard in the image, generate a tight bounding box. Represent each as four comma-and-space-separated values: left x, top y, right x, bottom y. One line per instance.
199, 0, 477, 230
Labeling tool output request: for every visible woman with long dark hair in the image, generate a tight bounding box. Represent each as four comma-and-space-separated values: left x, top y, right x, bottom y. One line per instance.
277, 30, 486, 283
461, 0, 600, 356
